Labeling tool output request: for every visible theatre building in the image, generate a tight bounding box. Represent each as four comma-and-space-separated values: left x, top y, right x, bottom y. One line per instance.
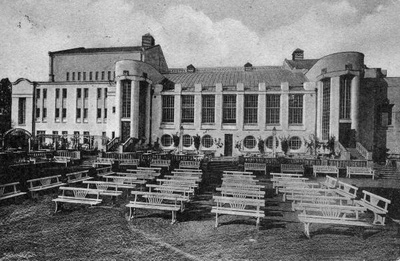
11, 34, 400, 159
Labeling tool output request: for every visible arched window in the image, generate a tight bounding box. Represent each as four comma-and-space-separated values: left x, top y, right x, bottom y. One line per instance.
161, 134, 173, 147
289, 136, 302, 150
201, 135, 213, 148
265, 136, 279, 149
182, 134, 193, 147
243, 136, 257, 149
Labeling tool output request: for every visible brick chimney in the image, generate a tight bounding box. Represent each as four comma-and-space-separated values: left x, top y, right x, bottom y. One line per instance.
292, 48, 304, 61
142, 33, 155, 48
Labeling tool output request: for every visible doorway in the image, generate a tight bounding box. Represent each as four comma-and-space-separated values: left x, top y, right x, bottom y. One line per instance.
224, 134, 233, 156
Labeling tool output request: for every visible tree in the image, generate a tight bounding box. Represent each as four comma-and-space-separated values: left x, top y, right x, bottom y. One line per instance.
0, 78, 12, 135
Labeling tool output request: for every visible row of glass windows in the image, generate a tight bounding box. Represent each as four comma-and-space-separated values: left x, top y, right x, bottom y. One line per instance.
66, 71, 115, 81
159, 134, 302, 150
162, 94, 303, 125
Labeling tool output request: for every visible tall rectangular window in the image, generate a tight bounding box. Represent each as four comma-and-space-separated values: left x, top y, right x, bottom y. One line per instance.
42, 89, 47, 122
55, 89, 60, 99
222, 95, 236, 123
83, 72, 86, 81
77, 72, 81, 81
162, 95, 174, 123
89, 72, 93, 81
18, 98, 26, 125
181, 95, 194, 123
121, 81, 131, 118
36, 89, 41, 121
55, 88, 60, 122
202, 95, 215, 124
83, 88, 89, 122
95, 72, 99, 81
66, 72, 69, 81
76, 108, 81, 119
244, 94, 258, 124
72, 72, 75, 81
97, 88, 102, 99
322, 79, 331, 140
84, 88, 89, 98
97, 108, 102, 119
62, 88, 67, 98
340, 76, 352, 120
77, 89, 82, 99
289, 94, 303, 124
108, 71, 111, 80
43, 89, 47, 99
101, 71, 105, 80
266, 94, 280, 124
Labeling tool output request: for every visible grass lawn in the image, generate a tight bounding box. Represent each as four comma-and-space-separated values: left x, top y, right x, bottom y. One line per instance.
1, 185, 400, 260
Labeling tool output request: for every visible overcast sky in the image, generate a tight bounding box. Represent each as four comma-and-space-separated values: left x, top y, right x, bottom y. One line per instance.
1, 0, 399, 81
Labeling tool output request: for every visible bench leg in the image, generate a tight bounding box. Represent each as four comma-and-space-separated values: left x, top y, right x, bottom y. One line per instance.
171, 211, 177, 224
304, 223, 311, 238
373, 214, 385, 225
256, 217, 260, 229
215, 213, 219, 228
54, 201, 60, 213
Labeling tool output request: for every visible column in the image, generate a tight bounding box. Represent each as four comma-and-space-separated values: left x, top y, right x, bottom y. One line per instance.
215, 84, 223, 129
115, 80, 122, 138
174, 84, 182, 129
351, 75, 360, 132
258, 83, 266, 129
316, 81, 323, 139
145, 81, 152, 143
130, 80, 140, 138
281, 82, 289, 130
330, 77, 340, 139
237, 83, 244, 131
194, 84, 202, 130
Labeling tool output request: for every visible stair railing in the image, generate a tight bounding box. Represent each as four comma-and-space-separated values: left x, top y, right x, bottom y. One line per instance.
356, 142, 373, 160
334, 141, 351, 160
106, 137, 120, 151
122, 137, 135, 152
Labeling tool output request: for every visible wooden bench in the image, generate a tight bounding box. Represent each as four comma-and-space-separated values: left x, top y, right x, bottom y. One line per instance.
211, 196, 265, 228
216, 187, 265, 199
313, 165, 339, 178
103, 175, 147, 186
271, 177, 310, 194
66, 170, 93, 184
298, 206, 372, 238
320, 176, 338, 189
335, 181, 358, 201
27, 175, 66, 198
164, 175, 201, 183
150, 159, 171, 170
221, 182, 265, 191
171, 171, 203, 178
0, 182, 27, 201
244, 163, 267, 175
119, 158, 140, 169
281, 164, 304, 174
270, 172, 303, 179
354, 190, 391, 225
96, 166, 114, 177
156, 178, 198, 192
178, 160, 201, 169
53, 156, 71, 167
146, 184, 192, 211
294, 203, 366, 219
83, 181, 123, 198
174, 169, 203, 174
137, 167, 162, 174
281, 187, 339, 205
52, 187, 102, 213
93, 157, 114, 168
346, 167, 375, 179
126, 191, 181, 224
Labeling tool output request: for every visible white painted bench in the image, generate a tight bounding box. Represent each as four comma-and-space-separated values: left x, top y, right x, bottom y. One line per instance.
83, 181, 123, 198
270, 172, 303, 179
244, 163, 267, 175
26, 175, 66, 198
126, 191, 181, 224
93, 157, 114, 168
103, 175, 147, 186
216, 187, 265, 199
123, 171, 159, 181
211, 196, 265, 228
174, 168, 203, 174
156, 178, 198, 193
276, 181, 320, 195
346, 167, 375, 179
298, 206, 372, 238
281, 164, 304, 174
171, 171, 203, 178
221, 182, 265, 191
150, 159, 171, 170
119, 158, 140, 169
52, 187, 103, 213
281, 187, 339, 205
313, 165, 339, 178
294, 203, 366, 219
354, 190, 391, 225
146, 184, 192, 211
0, 182, 27, 201
66, 170, 93, 184
53, 156, 71, 167
96, 166, 114, 177
164, 175, 201, 183
335, 181, 358, 201
137, 167, 162, 174
179, 160, 201, 169
271, 177, 310, 194
320, 176, 338, 189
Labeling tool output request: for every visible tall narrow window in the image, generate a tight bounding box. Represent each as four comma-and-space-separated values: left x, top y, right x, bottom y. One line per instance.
36, 89, 41, 121
322, 79, 331, 140
83, 88, 89, 122
289, 94, 303, 124
266, 94, 280, 124
18, 98, 26, 125
95, 72, 99, 81
66, 72, 69, 81
223, 95, 236, 123
77, 72, 81, 81
162, 95, 174, 123
181, 95, 194, 123
42, 89, 47, 122
76, 88, 82, 122
101, 71, 105, 80
62, 89, 67, 122
97, 88, 102, 99
244, 94, 258, 124
55, 88, 60, 122
72, 72, 75, 81
83, 72, 86, 81
202, 95, 215, 124
108, 71, 111, 80
89, 72, 93, 81
340, 76, 352, 120
121, 81, 131, 118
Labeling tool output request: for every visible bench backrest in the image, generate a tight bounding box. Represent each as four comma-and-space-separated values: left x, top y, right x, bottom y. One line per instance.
27, 175, 62, 188
119, 158, 140, 165
313, 165, 338, 173
150, 159, 171, 167
321, 176, 338, 188
66, 170, 90, 181
96, 166, 113, 175
281, 164, 304, 173
347, 167, 373, 174
213, 195, 264, 208
270, 172, 303, 178
337, 181, 358, 197
58, 186, 101, 199
361, 190, 391, 213
96, 157, 114, 163
244, 163, 266, 171
0, 182, 22, 196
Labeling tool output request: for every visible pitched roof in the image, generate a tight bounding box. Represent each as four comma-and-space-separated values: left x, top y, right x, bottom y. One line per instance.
162, 67, 307, 88
49, 46, 144, 55
285, 59, 319, 70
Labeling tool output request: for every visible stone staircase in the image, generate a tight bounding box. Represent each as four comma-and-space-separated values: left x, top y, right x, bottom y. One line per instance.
374, 165, 400, 179
346, 147, 365, 160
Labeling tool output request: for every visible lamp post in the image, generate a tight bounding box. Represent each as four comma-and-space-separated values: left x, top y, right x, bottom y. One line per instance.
272, 127, 277, 158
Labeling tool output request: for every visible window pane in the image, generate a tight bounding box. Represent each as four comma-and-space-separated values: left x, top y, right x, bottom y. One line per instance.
162, 96, 174, 123
266, 94, 280, 124
181, 95, 194, 123
202, 95, 215, 123
223, 95, 236, 123
244, 95, 258, 124
289, 94, 303, 124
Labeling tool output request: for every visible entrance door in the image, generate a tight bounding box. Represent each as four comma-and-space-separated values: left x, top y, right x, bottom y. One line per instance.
121, 121, 130, 143
339, 123, 352, 147
224, 134, 233, 156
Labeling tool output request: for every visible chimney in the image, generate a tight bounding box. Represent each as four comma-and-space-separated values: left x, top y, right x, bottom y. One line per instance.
244, 62, 253, 71
292, 48, 304, 61
187, 64, 196, 73
142, 33, 155, 48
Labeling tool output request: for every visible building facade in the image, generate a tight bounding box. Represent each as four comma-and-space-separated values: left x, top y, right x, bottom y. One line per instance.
11, 34, 400, 159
